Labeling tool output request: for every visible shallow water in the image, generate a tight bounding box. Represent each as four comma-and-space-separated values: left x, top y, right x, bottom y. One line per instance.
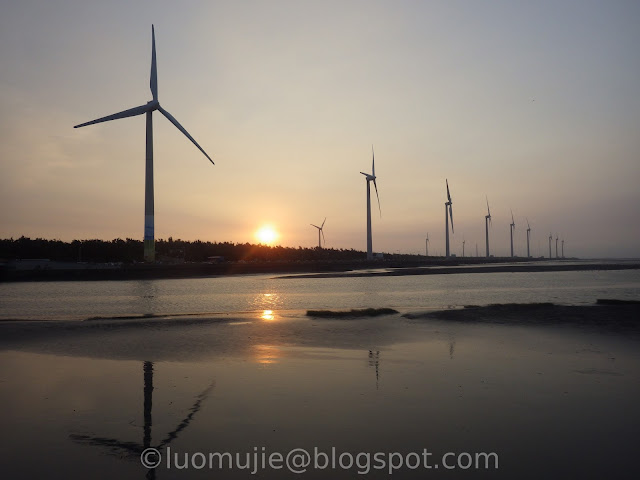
1, 315, 638, 479
1, 268, 639, 321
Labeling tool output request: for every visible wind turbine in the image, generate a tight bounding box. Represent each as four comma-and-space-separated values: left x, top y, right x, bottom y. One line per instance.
526, 218, 531, 258
509, 210, 516, 257
425, 233, 430, 257
548, 233, 553, 259
360, 146, 381, 260
74, 25, 213, 262
485, 196, 492, 257
556, 234, 559, 259
462, 237, 466, 257
562, 239, 565, 258
310, 218, 326, 249
444, 180, 454, 257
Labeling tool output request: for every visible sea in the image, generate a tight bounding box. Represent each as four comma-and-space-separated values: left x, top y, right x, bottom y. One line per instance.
1, 266, 639, 321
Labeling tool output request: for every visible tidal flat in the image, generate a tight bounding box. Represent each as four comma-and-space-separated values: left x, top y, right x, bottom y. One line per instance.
1, 303, 639, 479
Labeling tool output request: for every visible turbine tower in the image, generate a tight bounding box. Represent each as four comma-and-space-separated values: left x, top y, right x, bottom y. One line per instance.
562, 239, 565, 258
485, 196, 492, 257
548, 233, 552, 259
310, 218, 326, 249
526, 218, 531, 258
425, 233, 430, 257
462, 237, 466, 257
556, 235, 559, 259
510, 210, 516, 258
360, 146, 381, 260
444, 180, 454, 257
74, 26, 213, 262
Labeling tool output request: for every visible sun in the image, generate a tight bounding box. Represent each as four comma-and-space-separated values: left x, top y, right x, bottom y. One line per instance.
255, 225, 279, 245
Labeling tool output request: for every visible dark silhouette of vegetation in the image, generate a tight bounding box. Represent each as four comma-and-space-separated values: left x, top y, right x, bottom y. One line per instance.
0, 236, 380, 264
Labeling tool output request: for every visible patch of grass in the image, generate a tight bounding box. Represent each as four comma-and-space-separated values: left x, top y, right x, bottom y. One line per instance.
306, 308, 398, 318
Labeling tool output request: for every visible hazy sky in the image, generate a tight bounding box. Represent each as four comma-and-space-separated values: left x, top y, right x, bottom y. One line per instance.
1, 0, 639, 258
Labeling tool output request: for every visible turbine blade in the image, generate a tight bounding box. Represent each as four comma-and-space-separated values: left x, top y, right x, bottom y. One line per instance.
371, 145, 375, 177
446, 179, 451, 203
311, 224, 319, 229
74, 103, 152, 128
150, 25, 158, 101
449, 204, 454, 233
321, 217, 326, 228
373, 179, 381, 217
486, 196, 490, 215
158, 106, 214, 164
360, 172, 369, 177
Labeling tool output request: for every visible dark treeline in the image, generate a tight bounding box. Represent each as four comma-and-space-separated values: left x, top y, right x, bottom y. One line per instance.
0, 236, 371, 263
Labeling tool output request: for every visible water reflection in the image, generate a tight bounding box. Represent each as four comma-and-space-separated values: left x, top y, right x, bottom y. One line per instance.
261, 310, 275, 321
253, 345, 282, 365
70, 361, 214, 479
134, 281, 160, 317
368, 350, 380, 389
252, 292, 283, 321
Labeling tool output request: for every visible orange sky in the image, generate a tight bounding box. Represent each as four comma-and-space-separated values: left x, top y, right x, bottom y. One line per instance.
1, 1, 639, 257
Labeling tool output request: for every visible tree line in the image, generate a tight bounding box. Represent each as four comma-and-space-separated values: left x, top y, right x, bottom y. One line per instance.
0, 237, 371, 263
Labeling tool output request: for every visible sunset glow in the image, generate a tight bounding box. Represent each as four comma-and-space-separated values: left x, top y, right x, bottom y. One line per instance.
255, 226, 278, 245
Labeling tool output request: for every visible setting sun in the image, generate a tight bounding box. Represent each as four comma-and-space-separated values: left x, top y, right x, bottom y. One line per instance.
255, 225, 278, 245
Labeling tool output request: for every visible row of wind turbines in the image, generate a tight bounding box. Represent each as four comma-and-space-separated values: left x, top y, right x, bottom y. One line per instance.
426, 183, 567, 259
75, 26, 565, 263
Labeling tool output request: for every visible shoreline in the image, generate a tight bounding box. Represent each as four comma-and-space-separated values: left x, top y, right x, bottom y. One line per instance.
1, 258, 638, 282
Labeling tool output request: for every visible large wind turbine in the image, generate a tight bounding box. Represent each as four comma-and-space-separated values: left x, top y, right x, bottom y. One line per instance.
555, 235, 559, 259
526, 218, 531, 258
360, 146, 381, 260
74, 25, 213, 262
462, 237, 466, 257
310, 218, 326, 249
445, 180, 454, 257
509, 210, 516, 258
425, 233, 430, 257
548, 233, 553, 259
485, 196, 492, 257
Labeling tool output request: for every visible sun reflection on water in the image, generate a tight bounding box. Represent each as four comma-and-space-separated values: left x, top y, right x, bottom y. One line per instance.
252, 292, 282, 321
253, 344, 281, 364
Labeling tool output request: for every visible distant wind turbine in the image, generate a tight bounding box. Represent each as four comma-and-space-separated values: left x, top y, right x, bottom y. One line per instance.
548, 233, 553, 259
74, 25, 213, 262
445, 179, 454, 257
360, 146, 381, 260
510, 210, 516, 258
562, 239, 565, 258
425, 233, 430, 257
310, 218, 326, 249
556, 235, 559, 259
526, 218, 531, 258
485, 196, 492, 257
462, 237, 466, 257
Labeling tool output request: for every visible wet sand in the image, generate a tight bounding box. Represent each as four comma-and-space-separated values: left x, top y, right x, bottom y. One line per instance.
1, 303, 639, 479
